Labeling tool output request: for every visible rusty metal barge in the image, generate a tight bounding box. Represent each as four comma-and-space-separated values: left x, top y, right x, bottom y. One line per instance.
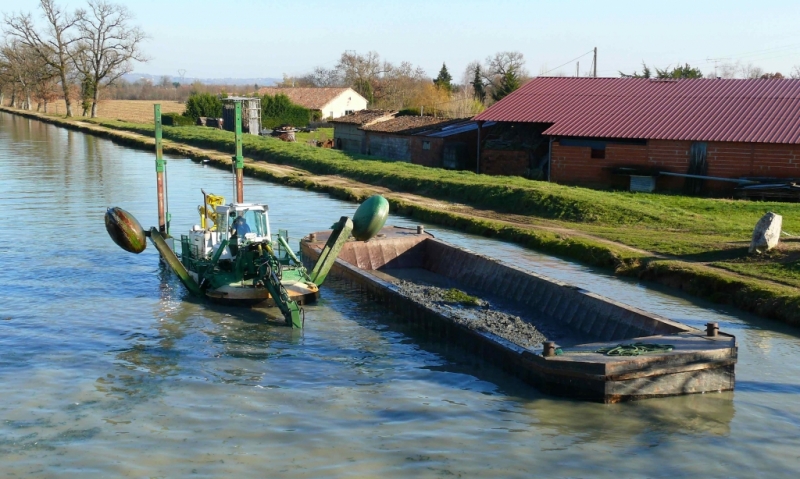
301, 227, 737, 403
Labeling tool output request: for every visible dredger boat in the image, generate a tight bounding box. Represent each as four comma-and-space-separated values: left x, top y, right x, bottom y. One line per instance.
104, 102, 389, 328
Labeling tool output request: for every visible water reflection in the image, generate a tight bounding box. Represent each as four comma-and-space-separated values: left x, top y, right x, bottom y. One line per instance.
1, 111, 799, 477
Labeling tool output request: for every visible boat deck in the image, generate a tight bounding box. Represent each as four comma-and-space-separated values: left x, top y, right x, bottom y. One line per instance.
301, 227, 737, 403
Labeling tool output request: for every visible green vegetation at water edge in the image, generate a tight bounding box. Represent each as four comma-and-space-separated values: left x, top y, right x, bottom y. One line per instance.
14, 108, 800, 325
85, 120, 800, 243
75, 117, 800, 291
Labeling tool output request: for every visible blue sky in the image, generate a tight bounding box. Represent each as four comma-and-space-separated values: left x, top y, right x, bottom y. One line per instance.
4, 0, 800, 80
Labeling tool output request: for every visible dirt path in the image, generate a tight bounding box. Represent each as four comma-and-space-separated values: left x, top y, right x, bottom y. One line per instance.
4, 108, 796, 298
152, 132, 796, 293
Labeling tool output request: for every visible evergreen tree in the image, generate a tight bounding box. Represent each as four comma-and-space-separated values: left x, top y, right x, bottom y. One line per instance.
667, 63, 703, 79
621, 62, 703, 79
491, 66, 521, 102
183, 92, 223, 120
354, 78, 374, 105
472, 65, 486, 103
620, 62, 652, 78
433, 62, 453, 91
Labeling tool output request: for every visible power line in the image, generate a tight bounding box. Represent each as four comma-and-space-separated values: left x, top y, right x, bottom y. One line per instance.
688, 41, 800, 65
538, 49, 595, 77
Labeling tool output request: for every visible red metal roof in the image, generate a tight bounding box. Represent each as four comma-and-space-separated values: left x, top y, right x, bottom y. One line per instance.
473, 78, 800, 144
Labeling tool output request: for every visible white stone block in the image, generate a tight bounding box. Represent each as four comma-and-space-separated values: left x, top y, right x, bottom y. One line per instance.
749, 212, 782, 254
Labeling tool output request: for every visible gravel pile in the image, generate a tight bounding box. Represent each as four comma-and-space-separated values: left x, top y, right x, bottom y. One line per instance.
395, 280, 547, 348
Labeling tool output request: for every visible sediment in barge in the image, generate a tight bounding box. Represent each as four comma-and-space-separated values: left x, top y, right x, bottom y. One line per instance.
301, 227, 738, 403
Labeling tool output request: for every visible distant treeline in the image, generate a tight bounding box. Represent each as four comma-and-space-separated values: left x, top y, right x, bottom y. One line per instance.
106, 78, 261, 102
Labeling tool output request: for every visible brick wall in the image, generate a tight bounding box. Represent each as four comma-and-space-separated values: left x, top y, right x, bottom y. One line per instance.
551, 139, 800, 192
409, 137, 444, 167
410, 129, 479, 169
480, 149, 529, 176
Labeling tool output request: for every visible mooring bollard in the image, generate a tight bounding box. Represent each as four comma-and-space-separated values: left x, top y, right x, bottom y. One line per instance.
706, 322, 719, 337
542, 341, 556, 357
417, 225, 424, 234
309, 233, 316, 242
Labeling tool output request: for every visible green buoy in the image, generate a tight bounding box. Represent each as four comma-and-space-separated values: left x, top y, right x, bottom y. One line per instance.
352, 195, 389, 241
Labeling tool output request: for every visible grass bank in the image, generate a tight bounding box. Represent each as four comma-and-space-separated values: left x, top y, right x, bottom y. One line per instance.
5, 106, 800, 326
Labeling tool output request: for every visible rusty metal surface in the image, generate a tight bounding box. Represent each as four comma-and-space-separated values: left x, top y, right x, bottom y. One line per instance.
473, 77, 800, 144
235, 169, 244, 203
305, 226, 431, 271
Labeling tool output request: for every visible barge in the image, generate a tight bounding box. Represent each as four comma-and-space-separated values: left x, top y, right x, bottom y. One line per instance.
301, 227, 737, 403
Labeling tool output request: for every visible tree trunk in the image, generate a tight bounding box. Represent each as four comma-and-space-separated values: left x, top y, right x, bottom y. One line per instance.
91, 86, 99, 118
10, 90, 16, 108
60, 68, 73, 117
25, 93, 32, 110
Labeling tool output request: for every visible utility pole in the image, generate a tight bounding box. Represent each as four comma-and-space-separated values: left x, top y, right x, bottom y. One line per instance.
593, 47, 597, 77
576, 61, 579, 77
706, 58, 730, 78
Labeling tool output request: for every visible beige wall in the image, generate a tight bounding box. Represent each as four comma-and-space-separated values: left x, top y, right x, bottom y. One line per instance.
321, 89, 369, 119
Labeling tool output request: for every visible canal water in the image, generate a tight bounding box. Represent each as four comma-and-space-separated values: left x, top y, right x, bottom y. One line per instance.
1, 111, 799, 477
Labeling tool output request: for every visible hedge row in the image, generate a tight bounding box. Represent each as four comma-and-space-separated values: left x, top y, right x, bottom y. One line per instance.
161, 113, 195, 126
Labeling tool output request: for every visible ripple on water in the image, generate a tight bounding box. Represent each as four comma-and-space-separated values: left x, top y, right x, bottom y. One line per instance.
1, 111, 799, 477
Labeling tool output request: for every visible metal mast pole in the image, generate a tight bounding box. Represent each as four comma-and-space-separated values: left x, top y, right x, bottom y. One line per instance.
593, 47, 597, 77
234, 101, 244, 203
154, 104, 167, 234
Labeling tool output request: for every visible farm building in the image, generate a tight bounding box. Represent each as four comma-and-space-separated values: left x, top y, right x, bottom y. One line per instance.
256, 87, 368, 119
473, 77, 800, 192
329, 110, 396, 153
361, 116, 467, 163
331, 110, 490, 167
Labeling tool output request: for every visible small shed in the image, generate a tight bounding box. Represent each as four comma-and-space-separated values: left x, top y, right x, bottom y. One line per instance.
329, 110, 396, 153
222, 97, 261, 135
361, 116, 467, 163
415, 120, 495, 170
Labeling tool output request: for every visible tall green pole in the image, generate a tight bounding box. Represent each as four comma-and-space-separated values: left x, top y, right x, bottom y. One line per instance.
234, 101, 244, 203
155, 104, 167, 234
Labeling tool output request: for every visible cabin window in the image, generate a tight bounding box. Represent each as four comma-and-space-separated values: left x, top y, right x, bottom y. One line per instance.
590, 148, 605, 159
229, 209, 268, 238
422, 140, 431, 150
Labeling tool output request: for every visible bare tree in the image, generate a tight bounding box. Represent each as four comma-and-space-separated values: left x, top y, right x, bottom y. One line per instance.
33, 71, 59, 111
377, 60, 427, 109
308, 66, 343, 87
0, 47, 14, 106
0, 40, 56, 110
275, 72, 316, 88
718, 62, 739, 79
70, 0, 146, 117
483, 51, 528, 84
790, 65, 800, 79
336, 51, 386, 104
473, 51, 529, 104
739, 62, 764, 79
3, 0, 83, 116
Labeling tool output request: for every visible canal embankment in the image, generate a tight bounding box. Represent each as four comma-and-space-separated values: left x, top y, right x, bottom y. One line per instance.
4, 105, 800, 326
